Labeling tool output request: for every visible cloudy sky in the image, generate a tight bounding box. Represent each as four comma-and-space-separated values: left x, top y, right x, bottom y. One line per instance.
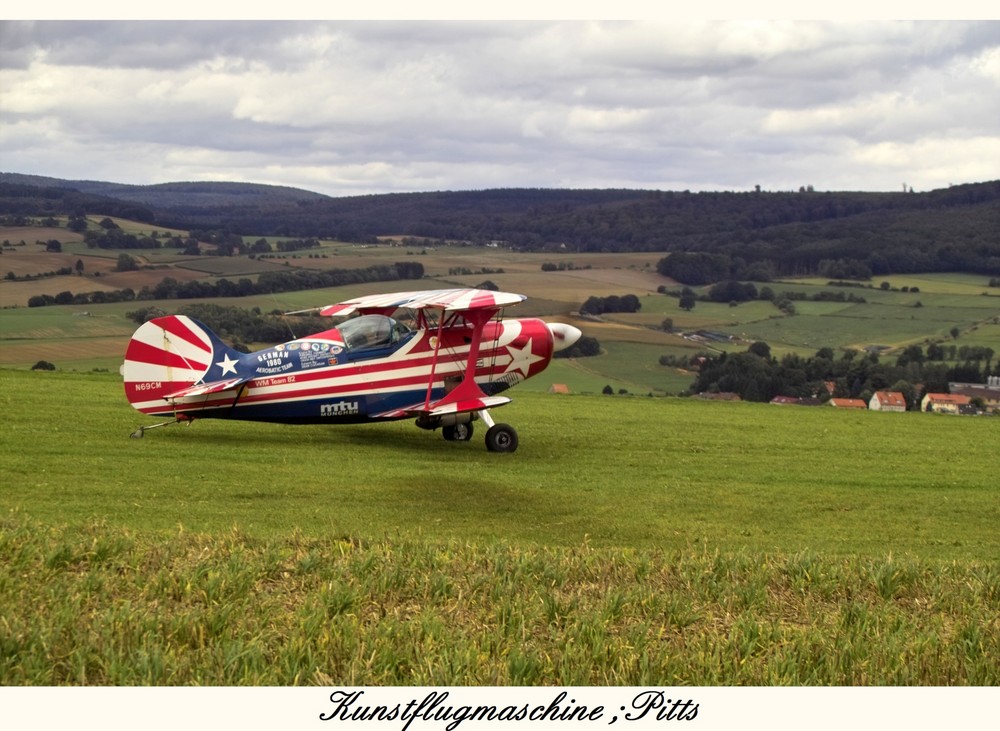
2, 16, 999, 197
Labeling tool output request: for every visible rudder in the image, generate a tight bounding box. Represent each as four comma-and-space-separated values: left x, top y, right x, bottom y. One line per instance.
122, 315, 244, 415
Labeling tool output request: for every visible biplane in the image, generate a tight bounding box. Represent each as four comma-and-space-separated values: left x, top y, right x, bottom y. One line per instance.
122, 288, 582, 452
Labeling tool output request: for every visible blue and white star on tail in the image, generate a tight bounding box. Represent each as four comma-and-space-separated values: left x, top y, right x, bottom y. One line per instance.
504, 339, 544, 377
216, 354, 239, 376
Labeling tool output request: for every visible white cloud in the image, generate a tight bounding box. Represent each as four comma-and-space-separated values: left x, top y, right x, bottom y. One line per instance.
1, 20, 998, 196
852, 135, 1000, 185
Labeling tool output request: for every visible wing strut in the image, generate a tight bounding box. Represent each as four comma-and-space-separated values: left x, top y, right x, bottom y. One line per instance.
431, 307, 498, 409
424, 309, 449, 410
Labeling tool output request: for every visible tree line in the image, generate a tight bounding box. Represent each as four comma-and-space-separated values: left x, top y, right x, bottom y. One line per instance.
659, 280, 870, 314
580, 294, 642, 315
82, 220, 326, 258
3, 178, 999, 279
553, 335, 602, 359
26, 261, 424, 308
657, 250, 967, 287
690, 342, 998, 407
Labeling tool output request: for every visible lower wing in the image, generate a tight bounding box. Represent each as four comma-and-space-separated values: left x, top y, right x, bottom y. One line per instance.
373, 395, 511, 419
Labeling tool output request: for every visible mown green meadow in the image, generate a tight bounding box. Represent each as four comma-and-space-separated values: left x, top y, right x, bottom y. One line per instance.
1, 369, 998, 685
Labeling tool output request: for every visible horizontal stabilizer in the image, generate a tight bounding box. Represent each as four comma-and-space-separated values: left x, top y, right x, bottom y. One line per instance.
163, 377, 249, 401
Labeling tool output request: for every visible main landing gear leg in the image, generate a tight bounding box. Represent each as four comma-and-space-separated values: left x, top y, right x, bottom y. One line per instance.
477, 409, 519, 453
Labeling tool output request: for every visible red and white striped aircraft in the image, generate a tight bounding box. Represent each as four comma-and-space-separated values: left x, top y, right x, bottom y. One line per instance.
123, 288, 582, 452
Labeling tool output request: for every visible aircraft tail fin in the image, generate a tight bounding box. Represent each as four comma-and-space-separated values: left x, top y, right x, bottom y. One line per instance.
122, 315, 245, 415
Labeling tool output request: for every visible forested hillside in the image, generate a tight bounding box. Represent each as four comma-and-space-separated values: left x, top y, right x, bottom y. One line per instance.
2, 173, 998, 279
0, 173, 328, 209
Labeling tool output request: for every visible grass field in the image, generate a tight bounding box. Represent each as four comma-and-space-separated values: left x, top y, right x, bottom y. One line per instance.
6, 369, 997, 556
1, 369, 998, 685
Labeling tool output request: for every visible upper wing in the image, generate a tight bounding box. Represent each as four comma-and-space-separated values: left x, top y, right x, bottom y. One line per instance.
312, 288, 526, 317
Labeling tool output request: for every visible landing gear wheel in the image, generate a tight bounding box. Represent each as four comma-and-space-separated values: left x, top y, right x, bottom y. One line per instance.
485, 423, 518, 453
443, 423, 474, 442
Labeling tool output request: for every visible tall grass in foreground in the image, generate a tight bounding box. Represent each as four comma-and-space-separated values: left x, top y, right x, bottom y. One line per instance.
2, 514, 997, 686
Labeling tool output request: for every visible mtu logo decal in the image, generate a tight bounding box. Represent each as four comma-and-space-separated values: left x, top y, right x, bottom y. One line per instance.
321, 401, 360, 417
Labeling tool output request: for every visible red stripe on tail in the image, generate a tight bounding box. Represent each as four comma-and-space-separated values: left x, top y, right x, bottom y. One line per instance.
124, 339, 209, 371
157, 315, 212, 352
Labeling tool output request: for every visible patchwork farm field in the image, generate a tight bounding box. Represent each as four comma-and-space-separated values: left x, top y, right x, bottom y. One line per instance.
1, 369, 998, 685
4, 233, 1000, 396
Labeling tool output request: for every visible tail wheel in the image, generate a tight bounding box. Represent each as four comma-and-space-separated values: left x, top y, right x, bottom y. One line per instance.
443, 423, 474, 442
485, 423, 518, 453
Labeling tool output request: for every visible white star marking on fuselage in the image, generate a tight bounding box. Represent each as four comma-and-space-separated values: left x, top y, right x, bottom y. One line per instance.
216, 354, 239, 376
504, 339, 545, 377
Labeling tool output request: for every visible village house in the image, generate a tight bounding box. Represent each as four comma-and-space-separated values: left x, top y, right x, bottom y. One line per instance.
869, 390, 907, 412
829, 398, 867, 409
921, 393, 972, 414
948, 377, 1000, 413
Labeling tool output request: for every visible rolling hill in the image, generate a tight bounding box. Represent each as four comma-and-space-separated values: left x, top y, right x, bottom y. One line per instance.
3, 172, 998, 279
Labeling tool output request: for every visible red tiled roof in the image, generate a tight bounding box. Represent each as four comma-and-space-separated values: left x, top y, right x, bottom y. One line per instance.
924, 393, 972, 404
830, 398, 867, 408
873, 391, 906, 407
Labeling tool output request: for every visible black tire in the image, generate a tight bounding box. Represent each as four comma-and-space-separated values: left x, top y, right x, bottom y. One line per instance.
485, 423, 518, 453
443, 423, 474, 442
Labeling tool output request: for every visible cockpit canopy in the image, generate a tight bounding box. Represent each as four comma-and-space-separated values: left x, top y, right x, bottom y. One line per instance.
338, 314, 410, 350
